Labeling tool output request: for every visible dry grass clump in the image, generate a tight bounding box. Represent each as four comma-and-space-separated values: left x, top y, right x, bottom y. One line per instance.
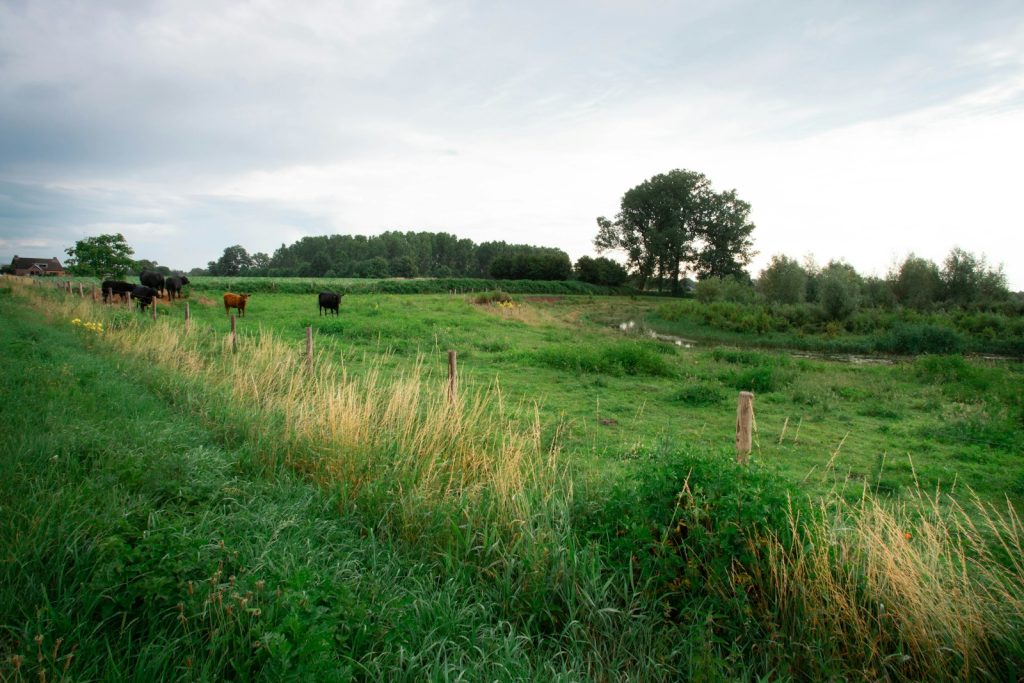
764, 484, 1024, 679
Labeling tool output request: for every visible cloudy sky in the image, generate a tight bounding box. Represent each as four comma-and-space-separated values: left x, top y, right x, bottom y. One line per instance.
2, 0, 1022, 287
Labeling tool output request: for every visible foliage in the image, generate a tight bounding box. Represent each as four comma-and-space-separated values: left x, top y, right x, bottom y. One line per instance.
254, 230, 576, 280
580, 448, 799, 645
758, 254, 808, 304
594, 169, 755, 292
713, 349, 796, 392
878, 323, 963, 355
941, 247, 1009, 305
671, 382, 727, 406
489, 249, 572, 280
524, 341, 676, 376
694, 275, 757, 304
133, 259, 172, 276
892, 254, 942, 309
817, 260, 862, 320
64, 233, 135, 278
574, 255, 629, 286
207, 244, 254, 276
473, 290, 514, 304
187, 276, 623, 296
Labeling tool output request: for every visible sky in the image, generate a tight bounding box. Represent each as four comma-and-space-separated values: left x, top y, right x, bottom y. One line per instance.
1, 0, 1023, 288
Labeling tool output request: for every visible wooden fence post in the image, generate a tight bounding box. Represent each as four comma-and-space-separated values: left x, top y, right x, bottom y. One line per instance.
78, 282, 84, 297
305, 326, 313, 372
91, 285, 97, 302
184, 302, 190, 332
447, 350, 458, 404
231, 314, 237, 353
127, 291, 132, 310
151, 298, 157, 321
735, 391, 754, 464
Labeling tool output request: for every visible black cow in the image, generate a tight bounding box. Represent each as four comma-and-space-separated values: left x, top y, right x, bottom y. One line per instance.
131, 285, 160, 312
140, 270, 165, 297
318, 291, 344, 316
165, 275, 190, 301
101, 280, 135, 303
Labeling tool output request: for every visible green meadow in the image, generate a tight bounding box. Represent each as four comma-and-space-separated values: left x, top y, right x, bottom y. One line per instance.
174, 287, 1023, 505
3, 276, 1023, 681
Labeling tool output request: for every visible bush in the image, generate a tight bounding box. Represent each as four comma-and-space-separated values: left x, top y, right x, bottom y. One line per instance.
474, 291, 514, 304
879, 323, 963, 355
526, 341, 675, 377
574, 256, 629, 286
721, 365, 795, 393
579, 447, 799, 627
671, 382, 727, 406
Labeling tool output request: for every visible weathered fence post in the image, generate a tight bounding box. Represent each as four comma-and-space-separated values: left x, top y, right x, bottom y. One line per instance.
91, 285, 97, 302
184, 302, 190, 332
231, 314, 237, 353
151, 298, 157, 321
305, 326, 313, 372
735, 391, 754, 464
127, 291, 132, 310
447, 350, 458, 404
78, 282, 84, 297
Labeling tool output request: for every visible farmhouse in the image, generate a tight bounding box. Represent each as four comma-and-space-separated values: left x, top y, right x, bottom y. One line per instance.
10, 255, 66, 276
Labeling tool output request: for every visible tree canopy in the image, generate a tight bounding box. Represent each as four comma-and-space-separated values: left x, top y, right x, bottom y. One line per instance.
64, 233, 135, 278
594, 169, 756, 292
208, 245, 255, 276
200, 231, 575, 281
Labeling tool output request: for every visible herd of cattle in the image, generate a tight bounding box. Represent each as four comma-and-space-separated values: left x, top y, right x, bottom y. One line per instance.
100, 270, 345, 317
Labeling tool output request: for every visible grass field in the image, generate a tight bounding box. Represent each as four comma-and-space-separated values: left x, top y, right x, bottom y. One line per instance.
140, 284, 1024, 506
3, 276, 1023, 680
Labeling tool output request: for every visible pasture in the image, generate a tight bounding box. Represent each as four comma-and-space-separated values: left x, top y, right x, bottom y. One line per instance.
3, 275, 1023, 680
164, 286, 1022, 505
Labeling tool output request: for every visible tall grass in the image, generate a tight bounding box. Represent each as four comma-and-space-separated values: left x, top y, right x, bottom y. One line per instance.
763, 485, 1024, 680
23, 279, 564, 556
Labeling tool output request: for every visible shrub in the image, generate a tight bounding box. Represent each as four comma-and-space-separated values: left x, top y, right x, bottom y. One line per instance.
671, 382, 727, 406
526, 341, 675, 377
721, 365, 794, 393
579, 447, 799, 629
880, 323, 963, 355
474, 290, 513, 304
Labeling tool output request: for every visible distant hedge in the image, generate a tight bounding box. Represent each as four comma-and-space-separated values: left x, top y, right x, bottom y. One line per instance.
187, 276, 632, 296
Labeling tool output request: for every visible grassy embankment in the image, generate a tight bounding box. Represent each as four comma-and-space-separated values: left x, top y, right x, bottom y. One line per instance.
3, 276, 1024, 680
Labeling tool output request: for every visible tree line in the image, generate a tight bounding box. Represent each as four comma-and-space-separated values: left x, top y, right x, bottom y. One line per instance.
702, 249, 1015, 318
198, 232, 629, 285
52, 167, 1016, 309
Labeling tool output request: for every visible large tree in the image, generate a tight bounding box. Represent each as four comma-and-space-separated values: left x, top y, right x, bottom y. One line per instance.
693, 188, 756, 280
208, 245, 254, 276
758, 254, 808, 304
892, 254, 942, 310
64, 233, 135, 278
594, 169, 755, 292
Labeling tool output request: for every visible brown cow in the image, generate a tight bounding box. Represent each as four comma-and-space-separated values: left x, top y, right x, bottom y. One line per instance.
223, 292, 251, 317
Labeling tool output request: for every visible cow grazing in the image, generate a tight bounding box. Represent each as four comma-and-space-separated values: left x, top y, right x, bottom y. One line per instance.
318, 291, 344, 316
101, 280, 134, 303
131, 285, 159, 311
223, 292, 251, 317
165, 275, 190, 301
140, 270, 165, 297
